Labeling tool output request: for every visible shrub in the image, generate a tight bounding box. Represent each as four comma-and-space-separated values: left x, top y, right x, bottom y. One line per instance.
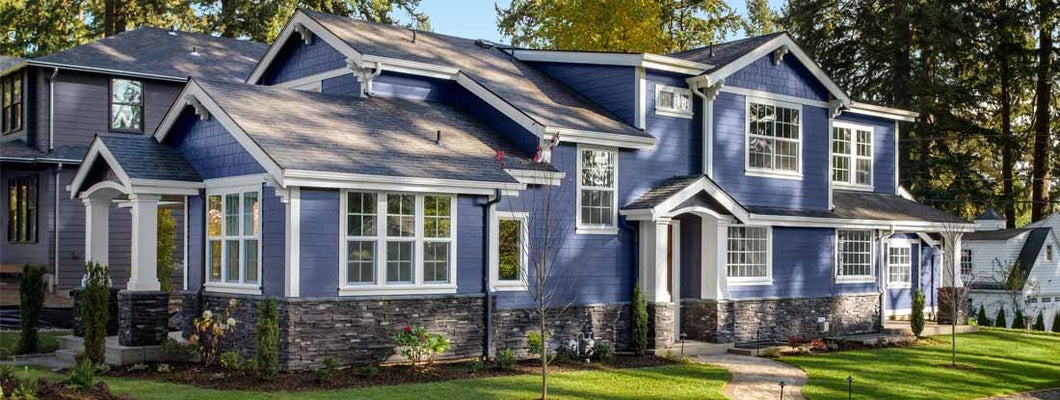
13, 369, 37, 400
219, 350, 243, 372
256, 299, 280, 379
313, 357, 339, 383
354, 365, 379, 378
1012, 309, 1026, 329
0, 363, 16, 383
760, 347, 781, 359
995, 308, 1007, 328
393, 325, 450, 367
188, 299, 238, 367
495, 348, 516, 369
525, 331, 548, 360
69, 357, 97, 391
156, 364, 171, 374
465, 359, 483, 372
631, 283, 649, 355
161, 338, 197, 362
592, 343, 614, 363
1033, 311, 1046, 331
976, 305, 990, 326
17, 264, 46, 354
156, 209, 178, 293
911, 289, 925, 337
127, 363, 149, 372
1053, 311, 1060, 333
81, 262, 111, 364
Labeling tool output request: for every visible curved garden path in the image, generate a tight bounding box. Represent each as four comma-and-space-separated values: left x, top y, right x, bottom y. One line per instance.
695, 353, 808, 400
980, 389, 1060, 400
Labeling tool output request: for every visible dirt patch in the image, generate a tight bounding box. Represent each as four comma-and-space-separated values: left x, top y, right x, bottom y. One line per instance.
107, 355, 674, 392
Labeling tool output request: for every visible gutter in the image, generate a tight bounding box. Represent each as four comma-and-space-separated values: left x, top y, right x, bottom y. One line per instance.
482, 190, 503, 359
29, 60, 185, 83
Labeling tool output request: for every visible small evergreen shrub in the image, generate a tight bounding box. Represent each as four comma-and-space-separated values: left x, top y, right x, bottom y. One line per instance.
1033, 311, 1045, 331
219, 350, 243, 372
313, 357, 339, 383
161, 338, 197, 362
1053, 311, 1060, 333
18, 264, 47, 354
631, 283, 649, 355
995, 308, 1007, 328
525, 331, 551, 362
256, 299, 280, 379
81, 262, 111, 364
1012, 309, 1026, 329
976, 305, 990, 326
592, 342, 614, 363
68, 357, 97, 391
495, 348, 516, 369
354, 364, 379, 378
393, 325, 451, 367
911, 289, 925, 337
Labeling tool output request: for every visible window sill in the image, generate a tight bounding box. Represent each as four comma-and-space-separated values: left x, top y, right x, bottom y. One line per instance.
490, 282, 529, 292
833, 183, 874, 192
338, 285, 457, 296
744, 169, 803, 181
203, 282, 262, 295
887, 283, 913, 289
576, 226, 619, 235
654, 108, 693, 119
835, 276, 875, 284
727, 278, 773, 286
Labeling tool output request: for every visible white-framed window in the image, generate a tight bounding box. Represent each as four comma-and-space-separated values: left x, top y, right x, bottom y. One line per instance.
836, 229, 874, 283
577, 145, 618, 234
654, 85, 693, 118
205, 184, 261, 294
960, 249, 973, 276
887, 243, 912, 287
1047, 245, 1053, 262
726, 226, 772, 284
339, 191, 457, 295
489, 210, 529, 291
110, 78, 143, 132
832, 122, 873, 188
746, 98, 801, 177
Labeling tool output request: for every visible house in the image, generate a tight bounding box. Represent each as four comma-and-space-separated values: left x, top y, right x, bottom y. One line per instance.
64, 10, 973, 369
0, 29, 266, 290
964, 209, 1060, 328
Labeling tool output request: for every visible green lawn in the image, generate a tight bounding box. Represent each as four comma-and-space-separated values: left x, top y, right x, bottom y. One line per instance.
19, 363, 729, 400
0, 330, 70, 355
783, 329, 1060, 400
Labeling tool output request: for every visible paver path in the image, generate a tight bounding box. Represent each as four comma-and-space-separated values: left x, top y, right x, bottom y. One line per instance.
981, 389, 1060, 400
0, 354, 67, 372
696, 353, 807, 400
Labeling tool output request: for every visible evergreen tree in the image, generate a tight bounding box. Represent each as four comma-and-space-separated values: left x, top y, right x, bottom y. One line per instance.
631, 283, 648, 355
995, 308, 1008, 328
911, 289, 925, 338
1052, 311, 1060, 333
976, 305, 990, 326
744, 0, 779, 36
1012, 309, 1026, 329
1032, 311, 1045, 331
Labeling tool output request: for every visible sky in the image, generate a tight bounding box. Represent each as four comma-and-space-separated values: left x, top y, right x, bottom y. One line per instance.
416, 0, 788, 44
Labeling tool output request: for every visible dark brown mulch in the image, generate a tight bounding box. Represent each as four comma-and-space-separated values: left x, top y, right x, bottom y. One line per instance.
0, 380, 130, 400
107, 355, 675, 392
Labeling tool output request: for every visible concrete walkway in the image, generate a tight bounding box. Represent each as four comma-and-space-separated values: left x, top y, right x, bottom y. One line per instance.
981, 389, 1060, 400
0, 354, 67, 372
696, 353, 808, 400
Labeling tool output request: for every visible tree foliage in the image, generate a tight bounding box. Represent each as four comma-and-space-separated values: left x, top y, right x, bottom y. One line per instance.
1032, 311, 1045, 331
976, 304, 990, 326
81, 262, 111, 364
631, 283, 648, 356
995, 307, 1007, 328
18, 264, 47, 354
911, 288, 925, 338
157, 208, 177, 294
743, 0, 780, 36
1012, 308, 1026, 329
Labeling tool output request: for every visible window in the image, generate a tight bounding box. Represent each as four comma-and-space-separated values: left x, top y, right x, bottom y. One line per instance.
7, 176, 37, 243
837, 229, 873, 282
726, 226, 771, 283
490, 211, 529, 291
2, 73, 23, 134
747, 99, 801, 175
832, 122, 873, 187
340, 191, 456, 294
888, 244, 911, 287
205, 186, 260, 291
577, 146, 617, 233
1047, 245, 1053, 262
961, 249, 973, 276
110, 79, 143, 132
655, 85, 693, 118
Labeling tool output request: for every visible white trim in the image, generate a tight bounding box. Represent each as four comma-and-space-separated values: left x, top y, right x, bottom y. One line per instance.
576, 144, 619, 235
886, 238, 914, 288
203, 174, 267, 189
284, 187, 301, 297
634, 67, 646, 129
748, 214, 975, 232
670, 219, 682, 337
849, 101, 918, 122
653, 84, 694, 119
291, 80, 323, 92
619, 175, 750, 223
27, 60, 186, 82
271, 68, 349, 90
509, 50, 711, 75
723, 225, 774, 286
543, 127, 655, 150
720, 86, 829, 108
359, 54, 460, 80
505, 169, 565, 186
744, 96, 804, 178
70, 138, 132, 198
182, 197, 189, 292
203, 183, 263, 291
831, 120, 875, 189
246, 11, 364, 84
489, 210, 530, 291
203, 282, 262, 296
283, 169, 523, 195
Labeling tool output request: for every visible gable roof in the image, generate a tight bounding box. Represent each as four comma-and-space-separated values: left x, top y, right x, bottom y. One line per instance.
248, 10, 651, 147
1024, 213, 1060, 229
964, 228, 1030, 241
97, 134, 201, 182
1014, 228, 1051, 274
668, 32, 786, 73
32, 27, 267, 82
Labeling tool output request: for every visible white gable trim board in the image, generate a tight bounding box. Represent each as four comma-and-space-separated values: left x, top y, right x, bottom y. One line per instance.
509, 49, 712, 75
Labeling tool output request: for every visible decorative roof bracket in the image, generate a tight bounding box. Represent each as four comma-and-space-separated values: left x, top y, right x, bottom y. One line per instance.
773, 45, 789, 65
185, 95, 209, 121
294, 23, 313, 45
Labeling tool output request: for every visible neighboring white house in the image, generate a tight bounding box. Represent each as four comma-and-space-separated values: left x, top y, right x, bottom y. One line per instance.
964, 209, 1060, 329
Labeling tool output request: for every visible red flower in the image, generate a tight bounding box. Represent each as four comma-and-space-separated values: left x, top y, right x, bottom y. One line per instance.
404, 325, 413, 333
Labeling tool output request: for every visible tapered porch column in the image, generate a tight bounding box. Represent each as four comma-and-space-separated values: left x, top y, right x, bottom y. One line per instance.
83, 198, 110, 266
127, 194, 161, 291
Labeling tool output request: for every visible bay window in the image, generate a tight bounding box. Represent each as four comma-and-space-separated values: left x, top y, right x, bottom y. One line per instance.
577, 146, 618, 234
832, 122, 873, 187
837, 229, 874, 282
205, 185, 261, 292
747, 99, 801, 176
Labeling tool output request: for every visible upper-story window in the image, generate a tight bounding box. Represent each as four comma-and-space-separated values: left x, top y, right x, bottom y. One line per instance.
747, 99, 801, 176
655, 85, 693, 119
836, 229, 873, 283
2, 73, 23, 134
1047, 245, 1054, 262
832, 122, 873, 187
7, 176, 37, 243
110, 79, 144, 132
577, 145, 618, 234
206, 185, 261, 292
961, 249, 973, 276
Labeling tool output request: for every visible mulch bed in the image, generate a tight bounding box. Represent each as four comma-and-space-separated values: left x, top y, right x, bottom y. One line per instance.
106, 355, 675, 392
1, 380, 131, 400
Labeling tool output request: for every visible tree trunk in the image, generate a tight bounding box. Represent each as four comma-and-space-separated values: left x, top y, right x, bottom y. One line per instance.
1000, 27, 1016, 229
892, 0, 912, 188
1031, 0, 1054, 221
540, 314, 547, 400
220, 0, 238, 38
103, 0, 127, 37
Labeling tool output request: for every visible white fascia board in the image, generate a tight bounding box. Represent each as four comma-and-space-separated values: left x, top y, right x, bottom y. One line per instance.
456, 72, 546, 136
282, 169, 524, 195
848, 101, 919, 122
246, 11, 364, 84
746, 213, 976, 232
68, 138, 133, 198
543, 127, 656, 150
651, 176, 750, 223
505, 169, 565, 186
26, 60, 185, 82
510, 49, 711, 75
271, 68, 350, 89
358, 55, 460, 80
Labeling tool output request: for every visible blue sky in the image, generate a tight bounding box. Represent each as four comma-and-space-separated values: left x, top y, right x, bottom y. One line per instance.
416, 0, 787, 44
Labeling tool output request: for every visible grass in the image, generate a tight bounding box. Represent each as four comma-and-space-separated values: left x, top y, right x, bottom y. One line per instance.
0, 330, 71, 355
18, 363, 730, 400
782, 329, 1060, 399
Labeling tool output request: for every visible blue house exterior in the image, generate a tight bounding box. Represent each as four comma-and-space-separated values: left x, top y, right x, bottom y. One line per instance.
67, 10, 972, 369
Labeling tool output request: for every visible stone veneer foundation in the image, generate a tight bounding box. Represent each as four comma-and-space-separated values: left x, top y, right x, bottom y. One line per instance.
183, 292, 632, 370
681, 293, 881, 343
118, 291, 170, 346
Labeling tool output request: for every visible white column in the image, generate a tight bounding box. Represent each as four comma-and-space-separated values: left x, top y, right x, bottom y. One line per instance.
127, 194, 161, 291
638, 219, 672, 303
284, 187, 301, 297
944, 234, 964, 288
83, 198, 110, 267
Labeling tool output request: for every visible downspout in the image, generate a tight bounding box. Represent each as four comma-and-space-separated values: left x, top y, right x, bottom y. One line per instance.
482, 189, 503, 359
53, 163, 62, 292
878, 225, 895, 327
688, 77, 720, 178
48, 67, 58, 151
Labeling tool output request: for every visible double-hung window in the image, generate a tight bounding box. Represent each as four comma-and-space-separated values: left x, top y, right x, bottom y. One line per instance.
726, 226, 771, 284
832, 122, 873, 187
340, 191, 456, 294
655, 85, 693, 118
7, 176, 37, 243
490, 211, 529, 291
110, 78, 143, 132
747, 99, 801, 176
577, 146, 617, 234
2, 73, 23, 134
887, 243, 911, 287
960, 249, 973, 276
205, 186, 261, 293
836, 229, 874, 282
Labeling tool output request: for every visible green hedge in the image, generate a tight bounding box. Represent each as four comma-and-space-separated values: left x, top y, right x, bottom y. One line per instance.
82, 262, 111, 363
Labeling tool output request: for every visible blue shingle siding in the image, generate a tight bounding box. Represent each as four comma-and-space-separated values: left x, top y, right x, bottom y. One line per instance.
322, 74, 360, 97
186, 194, 204, 292
298, 188, 340, 298
835, 112, 897, 194
711, 91, 829, 210
167, 108, 265, 179
262, 185, 286, 297
528, 62, 636, 126
725, 55, 829, 101
457, 195, 486, 294
261, 36, 347, 85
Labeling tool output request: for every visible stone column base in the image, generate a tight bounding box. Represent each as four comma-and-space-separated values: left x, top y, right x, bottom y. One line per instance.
118, 291, 170, 347
71, 288, 121, 337
647, 302, 675, 350
937, 287, 969, 325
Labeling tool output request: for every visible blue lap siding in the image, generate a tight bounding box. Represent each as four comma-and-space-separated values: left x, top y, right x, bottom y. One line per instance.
262, 185, 286, 297
186, 194, 204, 292
298, 188, 340, 298
835, 112, 897, 194
456, 195, 487, 294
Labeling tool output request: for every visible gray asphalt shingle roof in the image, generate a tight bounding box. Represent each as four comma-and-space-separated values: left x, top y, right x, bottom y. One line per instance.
975, 208, 1006, 221
1014, 228, 1050, 278
964, 229, 1030, 241
302, 10, 648, 140
33, 27, 267, 82
0, 140, 85, 163
623, 175, 723, 210
195, 79, 552, 184
668, 32, 786, 73
98, 134, 201, 181
0, 56, 24, 73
